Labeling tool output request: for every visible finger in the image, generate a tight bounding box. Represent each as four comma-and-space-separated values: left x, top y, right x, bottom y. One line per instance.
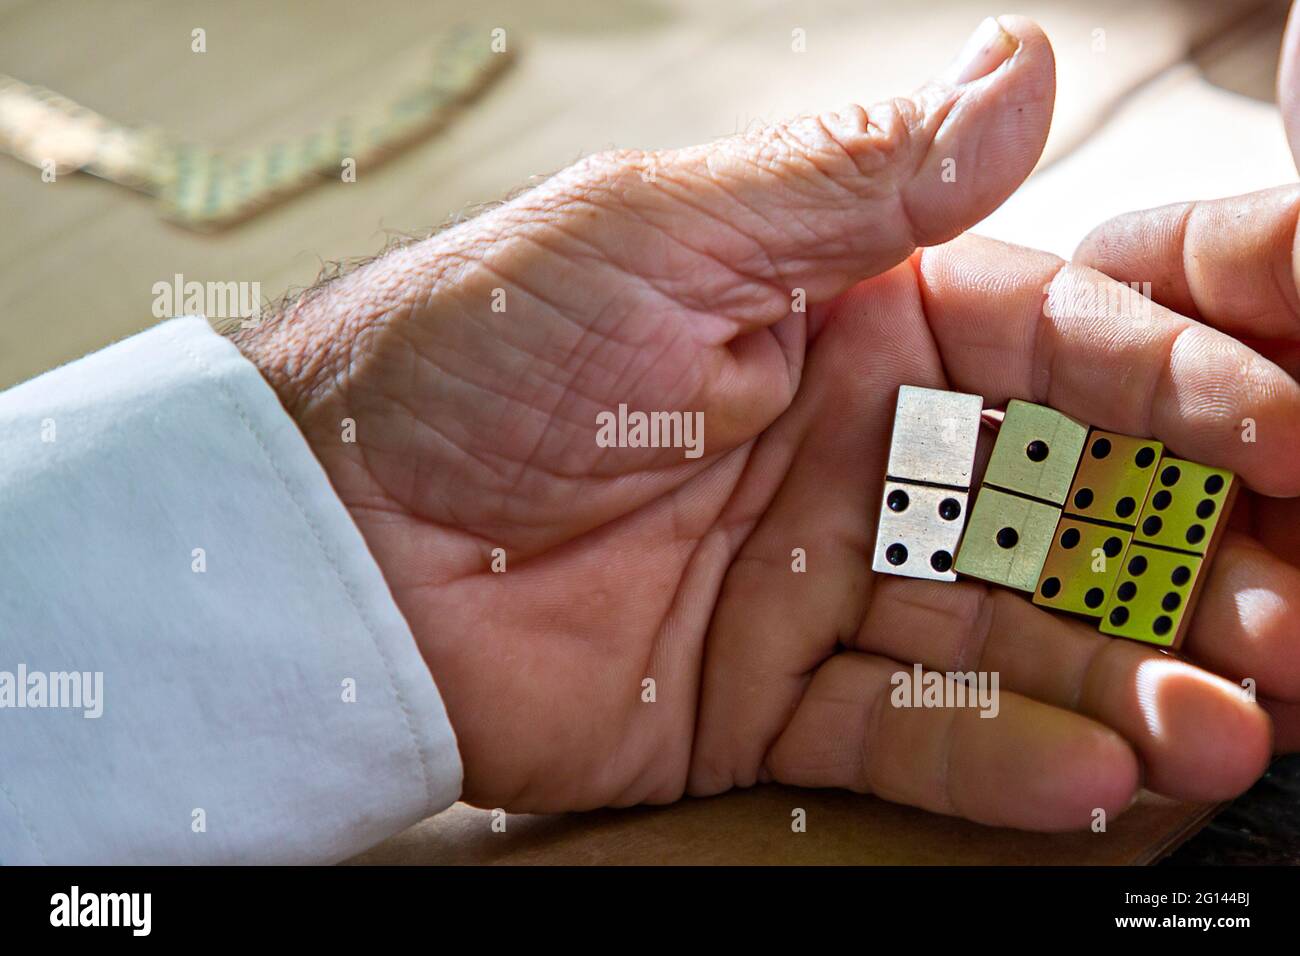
1181, 531, 1300, 702
855, 577, 1273, 802
764, 650, 1140, 831
688, 265, 942, 793
643, 15, 1054, 312
916, 234, 1300, 496
1248, 494, 1300, 566
1072, 186, 1300, 340
865, 586, 1275, 801
428, 16, 1049, 471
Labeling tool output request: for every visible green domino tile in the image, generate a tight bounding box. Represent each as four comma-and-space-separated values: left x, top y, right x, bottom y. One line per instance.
1133, 457, 1236, 554
983, 400, 1088, 505
954, 486, 1061, 591
1033, 518, 1131, 617
1064, 430, 1163, 527
1099, 544, 1203, 647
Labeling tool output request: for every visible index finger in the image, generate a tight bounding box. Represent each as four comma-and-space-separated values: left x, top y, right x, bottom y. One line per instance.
914, 234, 1300, 497
1072, 187, 1300, 341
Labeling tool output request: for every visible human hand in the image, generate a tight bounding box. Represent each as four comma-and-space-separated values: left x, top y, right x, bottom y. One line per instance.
235, 16, 1299, 830
1070, 2, 1300, 754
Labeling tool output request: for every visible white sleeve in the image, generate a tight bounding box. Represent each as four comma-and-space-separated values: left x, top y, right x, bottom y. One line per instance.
0, 317, 462, 864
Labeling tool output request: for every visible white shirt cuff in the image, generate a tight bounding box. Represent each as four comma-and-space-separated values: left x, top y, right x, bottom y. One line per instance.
0, 317, 462, 863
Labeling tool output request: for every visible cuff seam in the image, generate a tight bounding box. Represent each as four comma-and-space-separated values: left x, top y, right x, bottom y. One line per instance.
159, 320, 443, 817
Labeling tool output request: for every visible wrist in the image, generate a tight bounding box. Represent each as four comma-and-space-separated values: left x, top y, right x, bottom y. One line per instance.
228, 273, 371, 427
229, 230, 477, 430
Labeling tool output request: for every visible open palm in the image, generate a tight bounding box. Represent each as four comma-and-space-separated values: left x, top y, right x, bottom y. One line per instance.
237, 17, 1300, 829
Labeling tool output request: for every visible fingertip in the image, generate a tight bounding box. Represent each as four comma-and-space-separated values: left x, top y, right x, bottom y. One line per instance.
1135, 659, 1272, 801
908, 17, 1055, 246
1184, 347, 1300, 499
993, 14, 1056, 79
909, 20, 1050, 244
1029, 717, 1142, 831
920, 231, 1061, 280
955, 698, 1140, 832
1191, 535, 1300, 698
1070, 207, 1165, 281
913, 235, 1063, 401
1072, 217, 1114, 265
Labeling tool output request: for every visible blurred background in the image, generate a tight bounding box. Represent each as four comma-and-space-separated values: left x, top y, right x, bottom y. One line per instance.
1, 0, 1296, 391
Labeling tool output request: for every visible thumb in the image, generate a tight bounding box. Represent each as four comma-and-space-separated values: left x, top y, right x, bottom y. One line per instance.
649, 15, 1054, 306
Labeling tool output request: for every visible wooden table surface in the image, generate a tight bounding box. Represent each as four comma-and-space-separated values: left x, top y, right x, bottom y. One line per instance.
349, 787, 1216, 866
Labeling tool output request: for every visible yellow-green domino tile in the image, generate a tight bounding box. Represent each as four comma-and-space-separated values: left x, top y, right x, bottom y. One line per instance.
983, 400, 1088, 505
1099, 544, 1202, 646
1033, 518, 1131, 617
1065, 431, 1163, 526
955, 486, 1061, 592
1134, 457, 1234, 554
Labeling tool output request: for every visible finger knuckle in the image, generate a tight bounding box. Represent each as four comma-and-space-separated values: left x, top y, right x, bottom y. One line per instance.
808, 98, 927, 185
